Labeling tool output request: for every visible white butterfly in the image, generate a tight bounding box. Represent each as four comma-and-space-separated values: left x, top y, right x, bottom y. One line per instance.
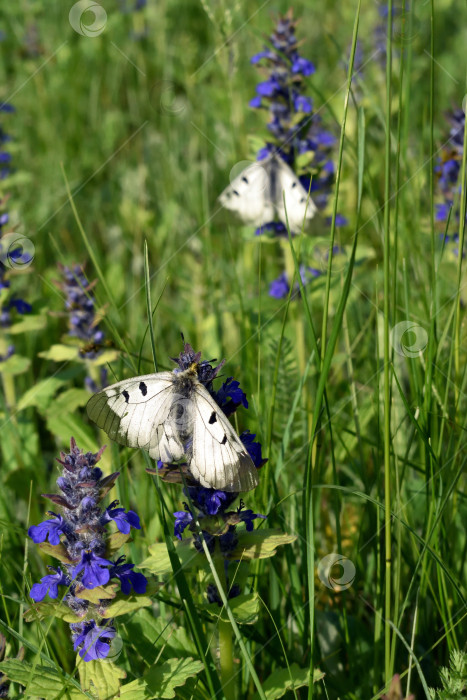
86, 364, 258, 493
219, 153, 317, 233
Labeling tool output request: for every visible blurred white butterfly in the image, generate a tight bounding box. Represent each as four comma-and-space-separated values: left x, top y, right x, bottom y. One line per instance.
86, 363, 258, 493
219, 153, 317, 233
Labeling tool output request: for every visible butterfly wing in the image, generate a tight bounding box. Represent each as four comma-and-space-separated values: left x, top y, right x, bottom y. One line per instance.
218, 161, 275, 226
86, 372, 186, 463
188, 383, 259, 492
271, 156, 317, 233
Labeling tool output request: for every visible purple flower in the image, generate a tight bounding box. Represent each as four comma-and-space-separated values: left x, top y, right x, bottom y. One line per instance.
291, 56, 315, 76
293, 95, 313, 113
186, 487, 238, 516
174, 510, 193, 540
240, 431, 265, 468
30, 567, 69, 602
237, 507, 267, 532
214, 377, 248, 416
28, 513, 66, 546
103, 502, 141, 534
9, 298, 32, 314
71, 549, 113, 589
269, 272, 290, 299
72, 620, 116, 662
110, 557, 148, 594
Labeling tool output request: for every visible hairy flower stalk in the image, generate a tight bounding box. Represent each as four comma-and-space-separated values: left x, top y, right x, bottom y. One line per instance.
28, 438, 147, 661
59, 264, 108, 391
249, 10, 344, 296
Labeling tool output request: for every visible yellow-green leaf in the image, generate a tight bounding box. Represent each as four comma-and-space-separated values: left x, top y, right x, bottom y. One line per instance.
139, 539, 207, 576
0, 354, 31, 375
252, 663, 325, 700
227, 529, 297, 561
106, 531, 131, 556
0, 660, 86, 699
9, 313, 47, 335
78, 657, 126, 700
75, 583, 119, 602
144, 657, 204, 699
39, 541, 74, 564
24, 601, 82, 623
17, 377, 65, 412
202, 592, 260, 625
38, 344, 81, 362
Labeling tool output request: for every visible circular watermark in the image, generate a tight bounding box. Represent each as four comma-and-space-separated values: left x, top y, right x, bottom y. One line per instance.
69, 1, 107, 38
103, 634, 123, 663
168, 394, 194, 430
390, 321, 428, 358
317, 553, 356, 591
0, 233, 35, 269
149, 81, 188, 116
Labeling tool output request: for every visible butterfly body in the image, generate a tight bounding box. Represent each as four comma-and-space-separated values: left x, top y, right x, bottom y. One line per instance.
86, 366, 258, 492
219, 153, 317, 233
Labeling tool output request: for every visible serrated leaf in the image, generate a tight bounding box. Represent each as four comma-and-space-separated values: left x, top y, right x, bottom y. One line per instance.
226, 529, 297, 561
0, 660, 86, 699
252, 664, 325, 700
47, 388, 90, 416
16, 377, 65, 412
139, 539, 207, 576
39, 541, 74, 563
144, 658, 204, 699
24, 601, 83, 623
106, 531, 131, 556
38, 344, 81, 362
0, 354, 30, 375
9, 313, 47, 335
75, 583, 119, 602
78, 657, 126, 700
202, 593, 260, 624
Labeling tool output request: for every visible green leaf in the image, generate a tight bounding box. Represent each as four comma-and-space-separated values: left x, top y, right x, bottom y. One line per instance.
16, 377, 65, 412
253, 664, 325, 700
124, 609, 197, 666
106, 531, 131, 556
226, 530, 297, 561
24, 601, 82, 623
0, 354, 31, 375
46, 413, 95, 451
202, 593, 260, 625
39, 541, 74, 564
47, 388, 90, 416
101, 581, 158, 618
78, 657, 127, 700
91, 349, 119, 366
144, 658, 204, 699
75, 583, 119, 602
38, 344, 81, 362
0, 660, 86, 698
139, 539, 207, 576
119, 679, 148, 699
9, 313, 47, 335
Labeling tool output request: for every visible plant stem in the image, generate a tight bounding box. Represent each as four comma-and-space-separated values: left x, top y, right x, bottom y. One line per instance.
216, 559, 236, 700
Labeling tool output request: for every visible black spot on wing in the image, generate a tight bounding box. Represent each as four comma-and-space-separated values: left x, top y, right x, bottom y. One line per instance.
242, 176, 249, 184
139, 381, 147, 396
221, 434, 228, 445
233, 190, 240, 196
300, 197, 305, 203
209, 411, 217, 424
122, 390, 130, 403
292, 182, 297, 188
